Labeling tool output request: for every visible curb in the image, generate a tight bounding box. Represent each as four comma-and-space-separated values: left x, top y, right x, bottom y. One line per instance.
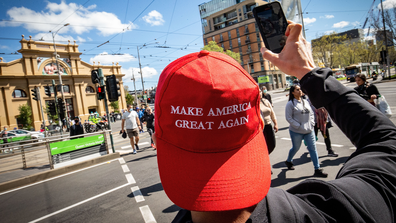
0, 152, 120, 193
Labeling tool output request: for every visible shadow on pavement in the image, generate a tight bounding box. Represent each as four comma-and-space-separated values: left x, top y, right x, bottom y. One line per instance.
163, 204, 182, 213
277, 126, 289, 132
128, 182, 164, 198
123, 154, 157, 162
319, 156, 349, 167
271, 169, 311, 187
272, 152, 311, 169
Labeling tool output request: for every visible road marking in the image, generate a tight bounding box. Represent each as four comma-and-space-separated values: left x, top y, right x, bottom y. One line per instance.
139, 205, 157, 223
120, 142, 150, 150
349, 147, 356, 150
316, 142, 344, 147
118, 157, 125, 164
121, 164, 130, 173
0, 159, 118, 196
131, 186, 145, 203
28, 183, 131, 223
125, 173, 136, 184
281, 138, 291, 141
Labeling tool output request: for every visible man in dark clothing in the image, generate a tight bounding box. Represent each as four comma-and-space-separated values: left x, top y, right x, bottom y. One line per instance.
70, 116, 84, 139
154, 22, 396, 223
142, 107, 155, 149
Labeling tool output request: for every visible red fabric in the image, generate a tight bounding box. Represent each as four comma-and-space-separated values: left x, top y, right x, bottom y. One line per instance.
155, 51, 271, 211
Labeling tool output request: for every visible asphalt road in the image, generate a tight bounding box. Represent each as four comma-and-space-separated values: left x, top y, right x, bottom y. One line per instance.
0, 78, 395, 223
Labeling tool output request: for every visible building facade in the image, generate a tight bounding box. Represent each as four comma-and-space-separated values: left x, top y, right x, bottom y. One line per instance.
199, 0, 287, 90
0, 35, 127, 130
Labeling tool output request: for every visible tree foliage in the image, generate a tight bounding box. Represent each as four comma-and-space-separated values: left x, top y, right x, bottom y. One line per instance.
18, 104, 32, 128
202, 41, 241, 63
110, 101, 119, 112
125, 93, 134, 105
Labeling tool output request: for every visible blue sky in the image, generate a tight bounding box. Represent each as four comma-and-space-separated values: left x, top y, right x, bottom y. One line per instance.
0, 0, 394, 91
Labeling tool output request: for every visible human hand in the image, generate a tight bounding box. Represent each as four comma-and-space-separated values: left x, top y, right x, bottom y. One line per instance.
274, 124, 278, 133
371, 95, 377, 100
122, 129, 125, 133
260, 21, 316, 80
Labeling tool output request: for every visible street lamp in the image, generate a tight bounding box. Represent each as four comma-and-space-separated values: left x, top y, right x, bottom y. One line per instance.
51, 23, 70, 131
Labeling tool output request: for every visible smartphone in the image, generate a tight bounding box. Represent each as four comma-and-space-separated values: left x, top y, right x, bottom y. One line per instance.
253, 2, 288, 53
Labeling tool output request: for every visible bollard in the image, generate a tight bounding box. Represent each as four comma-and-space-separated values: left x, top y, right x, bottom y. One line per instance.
21, 146, 27, 169
45, 138, 54, 169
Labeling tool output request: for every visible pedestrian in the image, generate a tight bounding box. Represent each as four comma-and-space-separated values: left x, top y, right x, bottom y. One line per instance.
1, 126, 10, 152
121, 104, 142, 154
142, 106, 155, 149
137, 108, 144, 133
153, 21, 396, 223
259, 89, 278, 154
261, 86, 273, 106
70, 116, 84, 139
284, 85, 327, 177
311, 105, 338, 157
354, 73, 380, 106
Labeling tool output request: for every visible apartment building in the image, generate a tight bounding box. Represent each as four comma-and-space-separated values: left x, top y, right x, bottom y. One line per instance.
199, 0, 287, 90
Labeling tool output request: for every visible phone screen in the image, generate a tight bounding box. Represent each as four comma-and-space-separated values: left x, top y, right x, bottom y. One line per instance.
254, 3, 288, 53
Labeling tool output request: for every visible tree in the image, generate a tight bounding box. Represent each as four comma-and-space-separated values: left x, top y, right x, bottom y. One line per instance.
125, 93, 134, 105
202, 41, 241, 63
312, 33, 347, 68
18, 104, 32, 129
110, 101, 119, 112
44, 104, 58, 124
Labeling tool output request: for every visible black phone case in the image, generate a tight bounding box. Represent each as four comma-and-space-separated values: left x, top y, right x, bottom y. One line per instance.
253, 2, 288, 53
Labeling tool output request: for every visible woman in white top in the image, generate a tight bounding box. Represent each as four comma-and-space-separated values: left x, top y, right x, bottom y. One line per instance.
259, 89, 278, 154
284, 85, 327, 177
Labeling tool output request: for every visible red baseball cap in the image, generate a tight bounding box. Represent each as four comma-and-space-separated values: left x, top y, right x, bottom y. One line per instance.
155, 50, 271, 211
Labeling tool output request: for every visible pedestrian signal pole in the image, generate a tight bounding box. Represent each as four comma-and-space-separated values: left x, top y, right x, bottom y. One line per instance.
32, 86, 47, 136
92, 69, 115, 153
52, 80, 62, 135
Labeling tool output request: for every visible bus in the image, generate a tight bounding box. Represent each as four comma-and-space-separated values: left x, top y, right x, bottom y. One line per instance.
345, 62, 380, 82
345, 64, 360, 82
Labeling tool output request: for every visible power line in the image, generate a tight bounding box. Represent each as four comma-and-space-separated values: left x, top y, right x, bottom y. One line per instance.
119, 0, 131, 52
164, 0, 178, 45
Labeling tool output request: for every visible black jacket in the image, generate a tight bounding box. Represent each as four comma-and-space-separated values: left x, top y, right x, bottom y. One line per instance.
354, 83, 380, 100
70, 123, 84, 138
142, 113, 155, 129
172, 68, 396, 223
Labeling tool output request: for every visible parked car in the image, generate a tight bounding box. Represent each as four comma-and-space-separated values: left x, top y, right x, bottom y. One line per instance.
335, 74, 345, 79
8, 129, 45, 141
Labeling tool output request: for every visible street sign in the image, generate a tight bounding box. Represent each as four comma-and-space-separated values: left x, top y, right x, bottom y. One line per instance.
258, 75, 269, 83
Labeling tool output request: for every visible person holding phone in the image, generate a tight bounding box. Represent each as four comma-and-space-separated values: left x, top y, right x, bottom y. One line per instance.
154, 18, 396, 222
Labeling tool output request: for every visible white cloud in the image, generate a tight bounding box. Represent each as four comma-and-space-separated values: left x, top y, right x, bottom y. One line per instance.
378, 0, 396, 10
352, 21, 360, 27
332, 21, 349, 28
32, 32, 86, 43
121, 67, 158, 84
0, 45, 9, 49
142, 10, 165, 26
324, 30, 335, 35
0, 1, 136, 36
304, 17, 316, 25
320, 15, 334, 19
89, 52, 136, 65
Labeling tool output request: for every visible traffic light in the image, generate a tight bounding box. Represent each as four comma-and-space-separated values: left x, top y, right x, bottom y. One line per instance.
105, 74, 120, 102
91, 70, 100, 84
48, 102, 57, 116
31, 88, 38, 101
380, 50, 388, 65
97, 86, 106, 100
58, 98, 66, 119
44, 86, 51, 97
147, 97, 151, 103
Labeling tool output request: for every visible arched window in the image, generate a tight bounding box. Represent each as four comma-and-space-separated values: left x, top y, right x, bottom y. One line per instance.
85, 86, 95, 93
62, 85, 70, 93
12, 89, 27, 98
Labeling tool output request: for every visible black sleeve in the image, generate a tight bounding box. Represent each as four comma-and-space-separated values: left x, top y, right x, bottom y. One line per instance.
366, 84, 381, 98
70, 126, 75, 137
298, 68, 396, 222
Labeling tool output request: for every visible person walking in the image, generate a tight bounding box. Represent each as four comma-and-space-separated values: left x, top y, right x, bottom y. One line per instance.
259, 90, 278, 154
121, 104, 142, 154
0, 126, 10, 152
70, 116, 84, 139
261, 86, 273, 106
142, 106, 156, 149
285, 85, 327, 177
312, 106, 338, 157
354, 73, 381, 106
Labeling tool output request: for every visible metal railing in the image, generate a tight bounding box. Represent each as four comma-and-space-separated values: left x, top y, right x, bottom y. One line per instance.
0, 130, 112, 171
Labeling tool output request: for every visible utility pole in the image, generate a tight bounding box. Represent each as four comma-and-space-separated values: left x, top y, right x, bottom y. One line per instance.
131, 69, 139, 107
380, 0, 391, 80
98, 68, 115, 153
52, 80, 62, 135
36, 87, 47, 137
137, 46, 146, 104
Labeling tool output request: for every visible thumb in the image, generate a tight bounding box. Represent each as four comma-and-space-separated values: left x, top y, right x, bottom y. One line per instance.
260, 47, 279, 64
286, 23, 302, 43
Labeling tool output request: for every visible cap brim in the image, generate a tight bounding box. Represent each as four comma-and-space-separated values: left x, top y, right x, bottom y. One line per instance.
157, 130, 271, 211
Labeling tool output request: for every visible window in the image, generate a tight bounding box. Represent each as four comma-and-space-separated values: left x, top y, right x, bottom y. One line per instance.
245, 25, 249, 34
212, 36, 215, 41
12, 89, 27, 98
229, 40, 233, 49
220, 35, 223, 42
261, 62, 265, 71
86, 86, 95, 93
221, 43, 225, 49
236, 28, 240, 37
238, 38, 241, 46
62, 85, 70, 93
228, 31, 231, 39
205, 38, 208, 45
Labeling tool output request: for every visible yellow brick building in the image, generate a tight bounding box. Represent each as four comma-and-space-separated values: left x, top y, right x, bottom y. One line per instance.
0, 35, 127, 130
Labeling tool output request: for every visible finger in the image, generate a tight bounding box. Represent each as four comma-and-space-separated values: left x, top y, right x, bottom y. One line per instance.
286, 23, 302, 42
285, 20, 296, 37
260, 47, 279, 64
